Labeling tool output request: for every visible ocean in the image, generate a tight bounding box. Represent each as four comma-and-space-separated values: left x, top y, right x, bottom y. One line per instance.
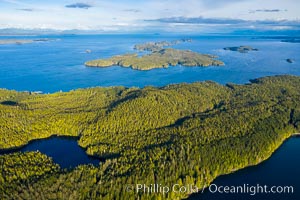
0, 34, 299, 93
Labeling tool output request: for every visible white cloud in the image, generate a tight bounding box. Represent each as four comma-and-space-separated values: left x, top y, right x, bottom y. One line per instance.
0, 0, 299, 31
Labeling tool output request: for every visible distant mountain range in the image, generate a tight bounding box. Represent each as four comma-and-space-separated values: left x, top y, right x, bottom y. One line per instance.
0, 28, 299, 36
0, 28, 115, 36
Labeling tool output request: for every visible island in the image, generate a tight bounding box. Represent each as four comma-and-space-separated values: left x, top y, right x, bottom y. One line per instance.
224, 45, 258, 53
85, 39, 223, 70
0, 75, 300, 200
134, 39, 192, 51
85, 48, 224, 70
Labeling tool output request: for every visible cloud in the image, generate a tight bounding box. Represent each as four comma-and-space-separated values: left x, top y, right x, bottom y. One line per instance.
65, 3, 93, 9
146, 16, 247, 24
17, 8, 35, 12
1, 0, 22, 5
1, 0, 28, 6
249, 9, 287, 14
146, 16, 300, 31
123, 9, 141, 13
256, 9, 283, 12
200, 0, 248, 8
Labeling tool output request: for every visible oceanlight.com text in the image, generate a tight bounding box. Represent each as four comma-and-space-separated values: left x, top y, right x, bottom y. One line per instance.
208, 183, 294, 196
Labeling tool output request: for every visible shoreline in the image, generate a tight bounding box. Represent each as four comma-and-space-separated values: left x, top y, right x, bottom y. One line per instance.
1, 74, 299, 95
186, 132, 299, 199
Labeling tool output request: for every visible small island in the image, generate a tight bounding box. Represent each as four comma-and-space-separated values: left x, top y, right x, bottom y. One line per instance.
85, 39, 224, 70
85, 48, 224, 70
282, 39, 300, 43
286, 58, 294, 63
134, 39, 192, 52
224, 46, 258, 53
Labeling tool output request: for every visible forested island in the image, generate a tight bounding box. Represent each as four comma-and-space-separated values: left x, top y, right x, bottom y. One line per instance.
85, 40, 223, 70
223, 46, 258, 53
133, 39, 192, 51
85, 48, 224, 70
1, 75, 300, 199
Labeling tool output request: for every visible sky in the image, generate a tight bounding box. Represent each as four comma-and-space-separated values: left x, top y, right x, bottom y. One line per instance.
0, 0, 300, 32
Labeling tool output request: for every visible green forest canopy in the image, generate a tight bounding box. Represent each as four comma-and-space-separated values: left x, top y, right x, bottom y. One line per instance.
0, 75, 300, 199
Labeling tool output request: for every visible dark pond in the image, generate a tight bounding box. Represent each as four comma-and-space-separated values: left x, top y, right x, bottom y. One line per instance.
0, 136, 101, 168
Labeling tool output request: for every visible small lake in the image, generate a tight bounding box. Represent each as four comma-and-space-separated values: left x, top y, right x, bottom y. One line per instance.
0, 136, 101, 169
188, 136, 300, 200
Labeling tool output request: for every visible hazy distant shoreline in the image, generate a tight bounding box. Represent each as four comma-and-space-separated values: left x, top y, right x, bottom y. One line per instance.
0, 38, 51, 45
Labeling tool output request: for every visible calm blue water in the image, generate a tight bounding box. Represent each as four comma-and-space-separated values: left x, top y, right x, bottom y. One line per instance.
0, 34, 299, 93
189, 137, 300, 200
0, 136, 101, 169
